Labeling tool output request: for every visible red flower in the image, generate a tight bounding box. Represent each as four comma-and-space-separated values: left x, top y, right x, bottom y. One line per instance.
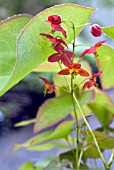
48, 44, 72, 67
39, 77, 55, 96
58, 63, 90, 78
80, 40, 106, 58
82, 71, 102, 90
40, 33, 67, 47
90, 24, 102, 37
45, 15, 66, 38
45, 15, 62, 25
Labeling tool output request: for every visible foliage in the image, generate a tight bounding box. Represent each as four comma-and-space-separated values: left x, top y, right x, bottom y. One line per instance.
0, 3, 114, 170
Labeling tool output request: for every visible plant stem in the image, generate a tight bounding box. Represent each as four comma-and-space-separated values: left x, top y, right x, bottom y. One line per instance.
71, 77, 80, 170
72, 92, 108, 169
107, 149, 114, 169
72, 23, 76, 62
58, 61, 71, 92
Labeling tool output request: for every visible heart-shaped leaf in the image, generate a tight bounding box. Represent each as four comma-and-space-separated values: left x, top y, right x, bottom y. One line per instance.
14, 120, 74, 151
34, 90, 95, 133
0, 4, 95, 96
0, 14, 32, 95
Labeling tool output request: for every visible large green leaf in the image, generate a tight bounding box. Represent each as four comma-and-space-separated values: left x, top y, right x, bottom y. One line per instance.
102, 26, 114, 39
0, 4, 95, 96
0, 14, 32, 94
97, 45, 114, 89
34, 90, 94, 133
14, 121, 73, 151
88, 88, 114, 126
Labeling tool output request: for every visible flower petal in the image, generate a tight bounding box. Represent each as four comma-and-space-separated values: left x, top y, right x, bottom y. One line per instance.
83, 80, 94, 90
39, 76, 50, 84
40, 33, 53, 39
92, 71, 103, 80
54, 44, 64, 53
48, 53, 61, 62
62, 56, 71, 67
78, 68, 90, 77
51, 24, 66, 38
95, 40, 106, 48
58, 39, 67, 47
80, 49, 90, 58
58, 68, 70, 75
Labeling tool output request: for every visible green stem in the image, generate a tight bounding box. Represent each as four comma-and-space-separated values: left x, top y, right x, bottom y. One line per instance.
54, 84, 70, 93
107, 149, 114, 169
71, 77, 80, 170
58, 61, 71, 92
72, 92, 108, 169
72, 23, 76, 62
66, 137, 76, 158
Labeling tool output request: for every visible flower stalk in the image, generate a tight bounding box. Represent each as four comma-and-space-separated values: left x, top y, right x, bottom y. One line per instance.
71, 77, 80, 170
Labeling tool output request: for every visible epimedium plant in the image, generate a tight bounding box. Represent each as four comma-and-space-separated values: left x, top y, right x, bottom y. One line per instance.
0, 3, 114, 170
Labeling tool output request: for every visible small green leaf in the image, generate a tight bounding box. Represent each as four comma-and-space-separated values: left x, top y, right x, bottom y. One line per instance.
14, 118, 35, 127
26, 143, 55, 151
97, 45, 114, 89
0, 4, 95, 96
0, 14, 32, 95
102, 26, 114, 39
88, 88, 113, 126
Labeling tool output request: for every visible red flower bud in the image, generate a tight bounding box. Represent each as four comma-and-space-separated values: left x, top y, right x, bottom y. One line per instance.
90, 24, 102, 37
48, 15, 62, 25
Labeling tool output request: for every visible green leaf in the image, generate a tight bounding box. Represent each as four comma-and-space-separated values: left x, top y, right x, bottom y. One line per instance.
81, 130, 114, 149
43, 159, 69, 170
34, 94, 73, 133
26, 143, 55, 151
79, 89, 96, 105
97, 45, 114, 89
83, 144, 101, 158
102, 26, 114, 39
0, 4, 95, 96
14, 118, 35, 127
88, 88, 113, 126
0, 14, 32, 95
14, 121, 74, 151
19, 161, 34, 170
32, 121, 74, 145
34, 90, 94, 133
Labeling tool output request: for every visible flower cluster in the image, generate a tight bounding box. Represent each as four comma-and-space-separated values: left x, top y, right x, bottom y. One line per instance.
39, 15, 106, 95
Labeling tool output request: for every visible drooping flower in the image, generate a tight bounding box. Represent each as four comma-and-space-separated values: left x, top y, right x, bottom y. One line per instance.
40, 33, 67, 47
45, 15, 62, 25
45, 15, 66, 38
90, 24, 102, 37
48, 44, 72, 67
39, 77, 55, 96
58, 63, 90, 78
82, 71, 102, 90
80, 40, 106, 58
